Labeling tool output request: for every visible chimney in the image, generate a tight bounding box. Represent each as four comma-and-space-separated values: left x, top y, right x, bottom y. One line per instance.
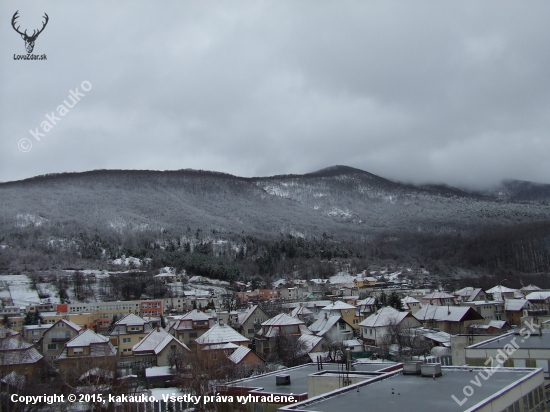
157, 326, 160, 332
324, 312, 328, 320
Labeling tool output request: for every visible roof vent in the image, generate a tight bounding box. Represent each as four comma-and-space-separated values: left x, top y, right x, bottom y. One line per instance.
403, 361, 422, 375
276, 374, 291, 385
421, 363, 442, 378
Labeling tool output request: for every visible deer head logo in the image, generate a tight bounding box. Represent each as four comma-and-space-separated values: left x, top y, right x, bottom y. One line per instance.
11, 11, 49, 54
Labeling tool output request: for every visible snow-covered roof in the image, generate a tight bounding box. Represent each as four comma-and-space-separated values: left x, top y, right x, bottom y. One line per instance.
133, 327, 189, 354
486, 285, 518, 294
0, 338, 43, 365
505, 299, 530, 311
454, 287, 485, 302
291, 305, 313, 318
66, 329, 109, 347
422, 292, 455, 300
56, 319, 82, 332
237, 305, 260, 325
308, 315, 342, 337
298, 334, 324, 354
261, 313, 306, 327
357, 297, 376, 306
195, 324, 248, 345
521, 284, 541, 292
227, 346, 253, 364
525, 291, 550, 301
116, 314, 149, 326
343, 339, 362, 348
359, 307, 410, 328
414, 306, 482, 323
321, 301, 357, 311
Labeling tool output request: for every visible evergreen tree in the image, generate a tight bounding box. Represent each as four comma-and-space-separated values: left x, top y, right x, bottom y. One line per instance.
388, 291, 403, 311
160, 314, 166, 329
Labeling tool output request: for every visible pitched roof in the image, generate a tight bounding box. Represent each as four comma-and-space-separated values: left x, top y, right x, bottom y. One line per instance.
359, 307, 410, 328
195, 324, 248, 346
308, 315, 342, 337
261, 313, 306, 327
505, 299, 530, 311
422, 292, 455, 300
227, 346, 253, 364
56, 319, 82, 332
298, 334, 324, 354
486, 285, 518, 294
322, 301, 357, 311
115, 313, 148, 326
525, 291, 550, 301
133, 327, 189, 354
66, 329, 109, 347
0, 338, 43, 365
237, 305, 260, 324
521, 284, 541, 292
414, 305, 483, 322
291, 305, 313, 318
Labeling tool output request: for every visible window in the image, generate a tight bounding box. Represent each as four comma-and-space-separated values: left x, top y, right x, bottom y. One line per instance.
123, 348, 132, 353
32, 330, 39, 335
73, 347, 83, 355
189, 332, 197, 338
248, 328, 255, 334
339, 323, 346, 330
526, 359, 537, 368
47, 343, 57, 350
123, 338, 132, 343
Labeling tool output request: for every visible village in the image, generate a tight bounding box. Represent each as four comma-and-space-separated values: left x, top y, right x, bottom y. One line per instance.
0, 269, 548, 411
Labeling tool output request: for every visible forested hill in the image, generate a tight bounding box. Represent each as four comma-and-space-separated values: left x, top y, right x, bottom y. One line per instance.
1, 166, 549, 242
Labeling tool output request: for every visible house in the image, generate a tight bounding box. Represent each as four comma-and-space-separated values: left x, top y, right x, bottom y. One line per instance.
356, 297, 377, 318
486, 285, 522, 301
453, 287, 487, 303
132, 326, 190, 367
359, 307, 421, 347
165, 310, 215, 346
353, 277, 377, 288
108, 313, 154, 356
279, 287, 298, 300
401, 296, 422, 314
414, 306, 484, 334
505, 299, 532, 325
0, 333, 43, 377
420, 292, 457, 306
521, 284, 541, 293
308, 314, 354, 342
227, 345, 264, 367
461, 300, 505, 322
319, 301, 362, 329
467, 320, 510, 334
291, 304, 314, 323
235, 305, 268, 340
57, 329, 117, 382
255, 313, 311, 356
39, 319, 81, 362
21, 323, 51, 345
195, 323, 249, 349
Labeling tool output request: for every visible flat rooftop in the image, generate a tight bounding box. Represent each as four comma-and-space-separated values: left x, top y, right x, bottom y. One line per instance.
468, 331, 550, 349
226, 363, 393, 395
285, 368, 539, 412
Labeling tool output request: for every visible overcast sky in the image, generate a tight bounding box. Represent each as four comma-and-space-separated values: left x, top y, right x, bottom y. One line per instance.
2, 1, 550, 188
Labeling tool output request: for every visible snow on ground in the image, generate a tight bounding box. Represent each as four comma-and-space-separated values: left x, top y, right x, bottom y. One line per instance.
9, 283, 40, 306
329, 272, 357, 285
112, 257, 143, 267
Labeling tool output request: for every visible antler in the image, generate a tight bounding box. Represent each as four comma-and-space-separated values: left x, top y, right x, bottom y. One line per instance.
11, 11, 27, 37
32, 12, 50, 37
29, 13, 49, 39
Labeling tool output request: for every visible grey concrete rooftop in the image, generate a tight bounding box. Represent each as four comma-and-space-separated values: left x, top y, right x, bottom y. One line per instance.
287, 368, 537, 412
467, 331, 550, 349
226, 363, 393, 395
